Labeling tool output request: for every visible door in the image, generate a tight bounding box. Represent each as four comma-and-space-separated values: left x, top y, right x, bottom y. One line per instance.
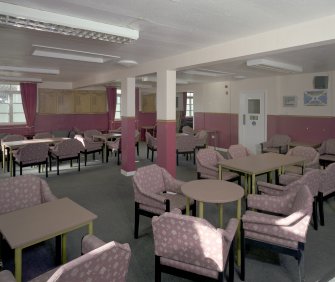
239, 91, 266, 153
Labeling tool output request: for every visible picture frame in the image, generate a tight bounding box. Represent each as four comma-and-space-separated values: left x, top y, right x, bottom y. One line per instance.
283, 96, 297, 107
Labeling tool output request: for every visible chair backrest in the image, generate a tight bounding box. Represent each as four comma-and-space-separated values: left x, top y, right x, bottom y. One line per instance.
228, 144, 251, 159
53, 139, 84, 157
2, 134, 25, 142
145, 132, 157, 148
182, 126, 195, 135
321, 163, 335, 196
84, 129, 102, 140
133, 164, 167, 196
33, 132, 54, 139
195, 130, 208, 146
319, 138, 335, 155
196, 148, 224, 167
290, 185, 313, 216
287, 146, 318, 162
15, 143, 49, 163
176, 135, 197, 152
152, 211, 234, 272
51, 241, 131, 282
296, 169, 322, 197
107, 138, 120, 151
271, 134, 291, 147
0, 175, 56, 215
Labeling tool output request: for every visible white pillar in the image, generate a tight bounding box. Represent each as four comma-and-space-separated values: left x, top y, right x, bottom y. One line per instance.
157, 70, 176, 120
121, 77, 135, 117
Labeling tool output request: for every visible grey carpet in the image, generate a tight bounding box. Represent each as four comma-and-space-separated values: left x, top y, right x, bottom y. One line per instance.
1, 143, 335, 282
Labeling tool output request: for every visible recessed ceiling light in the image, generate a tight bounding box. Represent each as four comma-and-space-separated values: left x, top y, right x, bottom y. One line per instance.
0, 2, 139, 43
0, 76, 42, 82
0, 65, 59, 75
246, 59, 303, 73
183, 69, 235, 77
118, 60, 138, 67
32, 45, 120, 63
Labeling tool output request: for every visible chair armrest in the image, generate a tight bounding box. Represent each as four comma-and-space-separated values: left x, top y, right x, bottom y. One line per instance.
247, 194, 292, 214
162, 169, 185, 194
219, 218, 238, 242
81, 234, 106, 254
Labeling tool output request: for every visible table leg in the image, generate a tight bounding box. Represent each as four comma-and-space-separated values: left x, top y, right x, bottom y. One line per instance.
219, 203, 223, 228
88, 222, 94, 235
9, 148, 13, 177
61, 233, 67, 264
236, 199, 242, 267
185, 197, 190, 216
244, 173, 249, 195
15, 248, 22, 282
251, 174, 256, 194
199, 202, 204, 218
218, 165, 222, 180
2, 145, 5, 172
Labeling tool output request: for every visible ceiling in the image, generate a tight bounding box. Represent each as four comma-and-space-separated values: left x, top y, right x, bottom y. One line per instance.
1, 0, 335, 88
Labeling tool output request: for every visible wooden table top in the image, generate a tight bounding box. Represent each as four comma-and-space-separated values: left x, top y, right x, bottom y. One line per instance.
181, 179, 244, 204
0, 198, 97, 249
2, 137, 69, 148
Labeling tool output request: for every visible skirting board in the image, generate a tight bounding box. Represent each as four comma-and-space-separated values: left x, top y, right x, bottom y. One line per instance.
121, 169, 136, 176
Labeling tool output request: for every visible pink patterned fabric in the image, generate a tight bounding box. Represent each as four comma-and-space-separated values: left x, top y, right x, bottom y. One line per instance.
261, 134, 291, 154
83, 129, 102, 142
133, 164, 189, 213
13, 143, 49, 165
49, 139, 84, 158
258, 169, 322, 198
29, 235, 131, 282
145, 132, 157, 149
321, 163, 335, 197
227, 144, 252, 159
195, 130, 208, 147
182, 126, 195, 135
196, 148, 239, 180
318, 138, 335, 155
176, 134, 197, 152
74, 134, 103, 152
107, 138, 120, 151
2, 134, 25, 142
152, 211, 238, 275
0, 175, 57, 215
285, 146, 320, 174
243, 185, 313, 249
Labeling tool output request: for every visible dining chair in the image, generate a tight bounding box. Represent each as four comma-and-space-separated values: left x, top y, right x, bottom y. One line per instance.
260, 134, 291, 154
227, 144, 253, 159
176, 134, 197, 165
152, 209, 238, 282
195, 129, 208, 149
319, 163, 335, 226
284, 146, 320, 174
13, 143, 49, 177
317, 138, 335, 168
132, 164, 196, 239
2, 134, 26, 172
145, 132, 157, 162
0, 235, 131, 282
182, 125, 195, 135
74, 134, 104, 166
196, 148, 240, 183
33, 132, 54, 139
241, 184, 313, 282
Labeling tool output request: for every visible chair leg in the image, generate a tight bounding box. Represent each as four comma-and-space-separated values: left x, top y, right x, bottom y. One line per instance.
191, 201, 197, 216
176, 152, 179, 166
85, 151, 87, 166
57, 157, 60, 175
134, 202, 140, 239
312, 198, 318, 230
45, 159, 48, 178
228, 238, 235, 282
318, 192, 325, 226
240, 225, 245, 281
297, 244, 305, 282
151, 149, 154, 162
20, 163, 22, 175
106, 149, 109, 163
155, 255, 161, 282
13, 161, 16, 177
147, 146, 149, 159
117, 150, 120, 165
136, 142, 139, 156
49, 155, 52, 171
78, 154, 81, 171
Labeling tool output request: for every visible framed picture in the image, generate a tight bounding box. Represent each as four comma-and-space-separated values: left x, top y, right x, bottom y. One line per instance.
283, 96, 297, 107
304, 90, 327, 106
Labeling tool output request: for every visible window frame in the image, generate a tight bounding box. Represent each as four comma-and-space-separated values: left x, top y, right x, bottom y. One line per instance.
186, 92, 194, 117
114, 89, 122, 120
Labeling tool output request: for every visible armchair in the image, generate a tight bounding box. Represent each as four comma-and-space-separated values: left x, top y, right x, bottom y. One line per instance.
2, 134, 26, 172
257, 169, 323, 230
74, 134, 104, 166
33, 132, 54, 139
260, 134, 291, 154
13, 143, 49, 177
319, 163, 335, 226
196, 148, 240, 183
194, 130, 208, 149
182, 125, 195, 135
284, 146, 320, 174
241, 185, 313, 282
0, 235, 131, 282
133, 164, 196, 239
106, 137, 121, 165
227, 144, 253, 159
145, 132, 157, 162
152, 209, 238, 282
317, 138, 335, 168
176, 134, 197, 165
83, 129, 102, 141
49, 139, 84, 175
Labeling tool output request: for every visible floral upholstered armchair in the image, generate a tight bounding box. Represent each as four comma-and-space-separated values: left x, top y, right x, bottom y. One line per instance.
260, 134, 291, 154
0, 235, 131, 282
227, 144, 253, 159
318, 138, 335, 168
284, 146, 320, 174
152, 209, 238, 282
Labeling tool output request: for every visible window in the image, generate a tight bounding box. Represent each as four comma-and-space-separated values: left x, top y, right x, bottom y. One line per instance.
0, 83, 26, 124
115, 89, 121, 120
186, 92, 194, 117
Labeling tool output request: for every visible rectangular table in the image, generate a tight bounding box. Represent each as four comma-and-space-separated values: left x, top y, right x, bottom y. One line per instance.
218, 153, 305, 194
0, 198, 97, 282
2, 137, 69, 176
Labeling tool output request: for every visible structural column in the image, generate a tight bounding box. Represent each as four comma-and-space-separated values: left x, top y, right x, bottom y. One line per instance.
156, 69, 177, 176
121, 77, 136, 176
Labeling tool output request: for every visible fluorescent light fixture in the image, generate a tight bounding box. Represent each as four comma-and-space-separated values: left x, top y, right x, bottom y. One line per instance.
140, 76, 188, 84
118, 60, 138, 67
0, 76, 42, 82
0, 65, 59, 75
32, 45, 120, 63
246, 59, 303, 73
183, 69, 235, 77
0, 2, 139, 44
